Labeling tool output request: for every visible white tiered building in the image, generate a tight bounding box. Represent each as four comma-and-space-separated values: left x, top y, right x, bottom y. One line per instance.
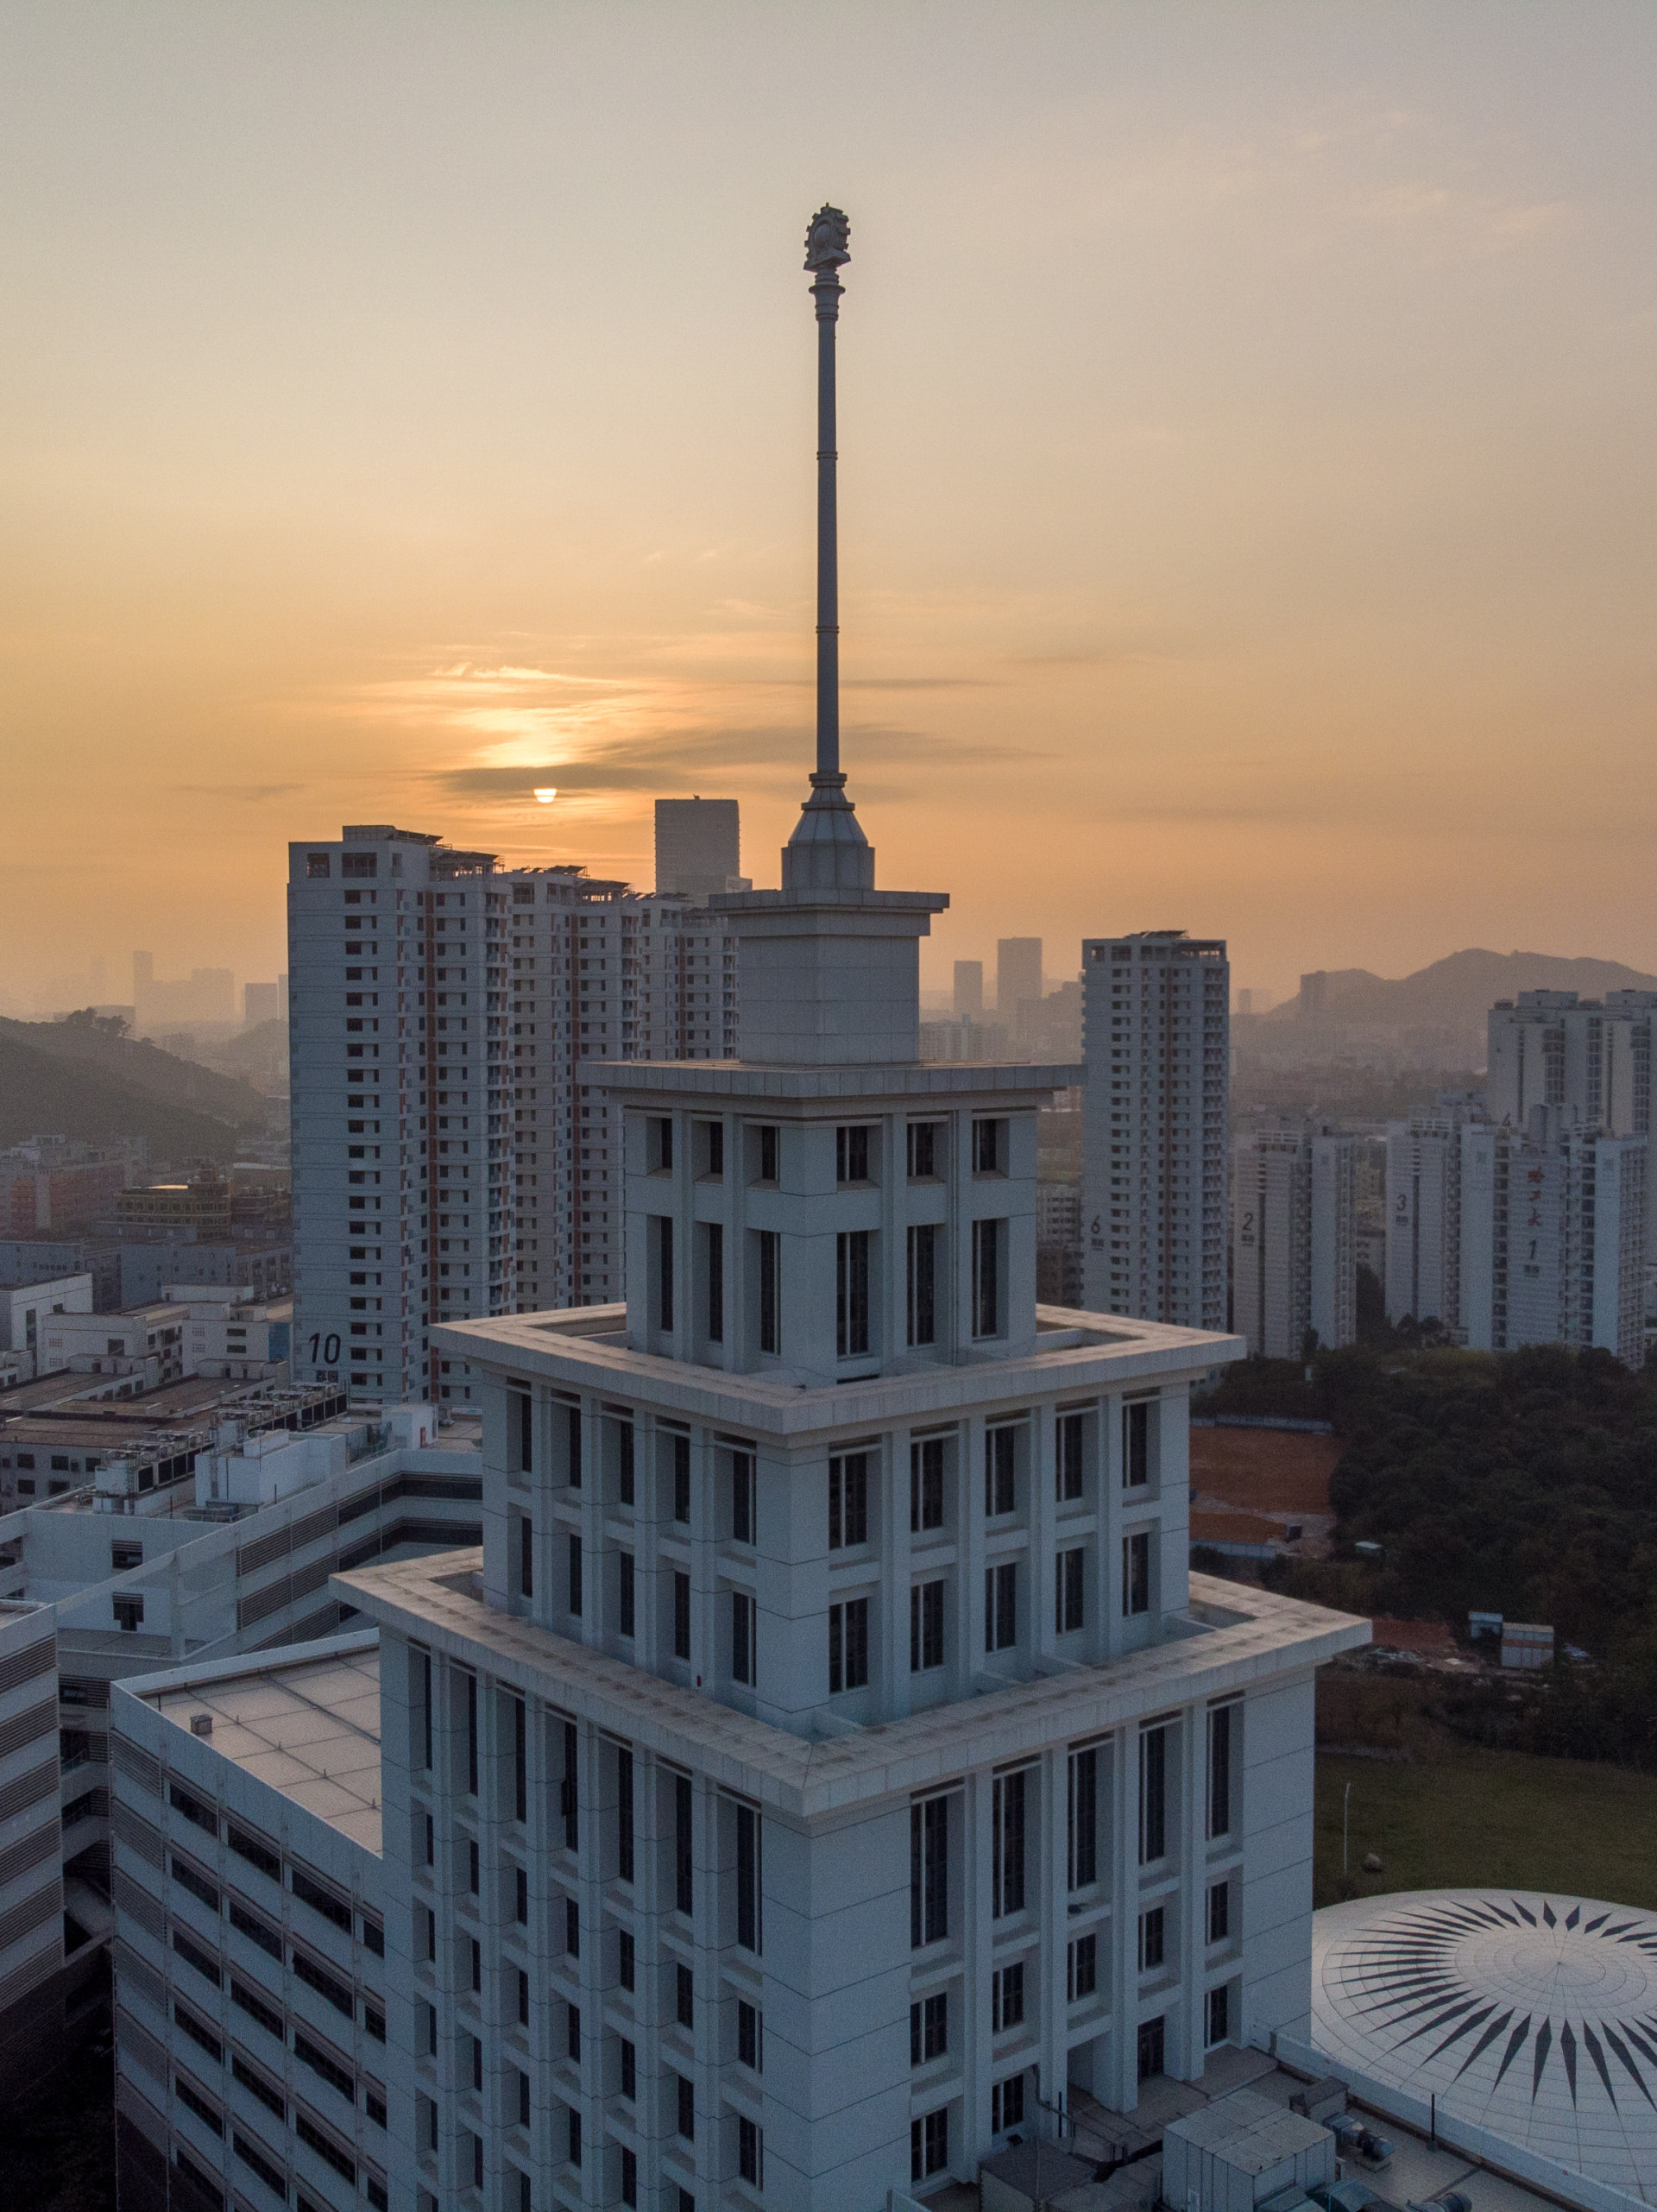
119, 206, 1365, 2212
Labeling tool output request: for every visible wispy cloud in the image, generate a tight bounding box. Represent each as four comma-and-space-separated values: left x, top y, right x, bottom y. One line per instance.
173, 782, 305, 802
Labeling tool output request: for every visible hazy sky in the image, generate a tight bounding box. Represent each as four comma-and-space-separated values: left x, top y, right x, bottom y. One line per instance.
4, 2, 1657, 1012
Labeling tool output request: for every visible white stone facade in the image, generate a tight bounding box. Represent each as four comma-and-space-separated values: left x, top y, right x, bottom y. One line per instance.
1232, 1128, 1356, 1361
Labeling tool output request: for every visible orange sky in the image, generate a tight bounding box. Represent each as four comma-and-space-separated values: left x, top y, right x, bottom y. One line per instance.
4, 3, 1656, 1013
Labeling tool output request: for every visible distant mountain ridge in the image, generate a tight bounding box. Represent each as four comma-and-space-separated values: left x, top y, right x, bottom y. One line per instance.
1264, 949, 1657, 1031
0, 1016, 270, 1128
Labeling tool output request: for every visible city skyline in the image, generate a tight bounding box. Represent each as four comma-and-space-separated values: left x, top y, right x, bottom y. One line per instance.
6, 6, 1657, 1011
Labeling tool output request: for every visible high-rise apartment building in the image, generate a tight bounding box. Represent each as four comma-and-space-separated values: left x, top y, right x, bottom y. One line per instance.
996, 937, 1042, 1023
953, 960, 983, 1018
1232, 1127, 1356, 1361
289, 831, 737, 1408
1081, 932, 1231, 1331
654, 797, 742, 901
1383, 1104, 1474, 1332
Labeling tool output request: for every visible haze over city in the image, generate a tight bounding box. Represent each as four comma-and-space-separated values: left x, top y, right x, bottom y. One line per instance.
6, 3, 1657, 1012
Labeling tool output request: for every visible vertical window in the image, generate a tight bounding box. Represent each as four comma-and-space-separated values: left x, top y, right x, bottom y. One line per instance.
1207, 1983, 1231, 2047
1138, 1726, 1167, 1865
731, 1591, 755, 1686
1207, 1880, 1230, 1944
515, 1866, 528, 1924
1124, 1399, 1150, 1487
655, 1117, 674, 1172
512, 1390, 532, 1474
620, 2039, 637, 2100
910, 1991, 948, 2064
973, 1118, 1003, 1173
672, 1433, 690, 1522
513, 1697, 526, 1824
705, 1121, 724, 1177
567, 1403, 583, 1489
910, 1796, 948, 1947
758, 1231, 781, 1354
1057, 1411, 1084, 1501
759, 1125, 778, 1182
567, 2103, 583, 2167
737, 2001, 762, 2072
561, 1721, 578, 1851
972, 1217, 1001, 1336
984, 1427, 1016, 1516
705, 1222, 724, 1344
910, 1437, 944, 1532
828, 1598, 869, 1693
836, 1230, 871, 1357
1067, 1747, 1098, 1890
677, 2072, 696, 2137
735, 1805, 762, 1953
1123, 1531, 1150, 1617
985, 1560, 1017, 1652
465, 1673, 478, 1797
621, 2146, 639, 2206
565, 1898, 580, 1958
828, 1453, 868, 1547
738, 2116, 763, 2189
676, 1964, 694, 2027
675, 1775, 693, 1914
617, 1748, 634, 1883
1056, 1546, 1085, 1634
992, 1769, 1026, 1918
1138, 1905, 1165, 1970
992, 2073, 1025, 2134
519, 1516, 533, 1599
568, 1533, 583, 1617
419, 1651, 432, 1771
906, 1120, 938, 1178
1068, 1932, 1098, 2001
835, 1125, 870, 1182
658, 1216, 675, 1332
673, 1572, 691, 1661
1208, 1705, 1233, 1838
911, 2108, 948, 2183
991, 1961, 1025, 2031
731, 1453, 756, 1543
906, 1224, 936, 1346
618, 1552, 636, 1638
1137, 2016, 1167, 2079
909, 1580, 944, 1673
618, 1423, 635, 1506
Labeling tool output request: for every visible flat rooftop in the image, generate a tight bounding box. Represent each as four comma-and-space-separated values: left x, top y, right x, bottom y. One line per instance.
145, 1644, 382, 1854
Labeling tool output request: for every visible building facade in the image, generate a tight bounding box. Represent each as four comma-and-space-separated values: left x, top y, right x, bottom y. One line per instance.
1232, 1128, 1356, 1361
1081, 933, 1231, 1332
654, 799, 742, 902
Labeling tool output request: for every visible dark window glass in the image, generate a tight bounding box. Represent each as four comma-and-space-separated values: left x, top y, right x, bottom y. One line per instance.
835, 1125, 870, 1182
759, 1125, 778, 1182
1139, 1905, 1165, 1971
973, 1119, 1003, 1173
758, 1231, 781, 1355
512, 1390, 532, 1474
617, 1747, 634, 1883
992, 1769, 1026, 1918
985, 1560, 1018, 1652
1208, 1880, 1230, 1944
657, 1216, 674, 1332
1125, 1399, 1150, 1486
618, 1421, 635, 1506
1057, 1545, 1085, 1634
561, 1720, 579, 1850
676, 1963, 694, 2026
985, 1427, 1016, 1516
1208, 1705, 1233, 1837
906, 1121, 938, 1177
619, 1550, 636, 1637
567, 1403, 583, 1489
677, 2070, 696, 2138
828, 1453, 868, 1547
1068, 1747, 1098, 1890
673, 1571, 691, 1660
675, 1774, 694, 1913
906, 1223, 936, 1346
465, 1671, 478, 1795
1057, 1412, 1084, 1501
1124, 1531, 1150, 1617
519, 1514, 534, 1599
992, 1960, 1024, 2031
910, 1579, 945, 1673
672, 1433, 691, 1522
1068, 1932, 1098, 2000
836, 1230, 870, 1357
569, 1532, 583, 1617
828, 1598, 869, 1693
972, 1217, 1000, 1335
910, 1796, 948, 1947
737, 2000, 761, 2071
705, 1223, 724, 1343
227, 1823, 280, 1881
731, 1452, 755, 1544
1139, 1727, 1167, 1864
735, 1803, 761, 1953
910, 1436, 945, 1531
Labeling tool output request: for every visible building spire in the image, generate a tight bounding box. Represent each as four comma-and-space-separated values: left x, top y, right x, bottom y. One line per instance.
784, 204, 873, 892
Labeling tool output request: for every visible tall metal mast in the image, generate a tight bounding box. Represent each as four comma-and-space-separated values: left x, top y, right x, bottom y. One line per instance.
805, 204, 850, 783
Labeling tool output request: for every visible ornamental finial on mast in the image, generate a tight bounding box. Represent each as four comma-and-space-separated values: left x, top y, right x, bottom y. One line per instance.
803, 204, 850, 274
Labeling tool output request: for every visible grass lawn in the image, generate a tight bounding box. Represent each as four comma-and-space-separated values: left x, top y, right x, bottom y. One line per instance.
1314, 1738, 1657, 1910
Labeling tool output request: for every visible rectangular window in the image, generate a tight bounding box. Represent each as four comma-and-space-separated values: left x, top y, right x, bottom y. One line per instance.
985, 1560, 1017, 1652
569, 1533, 583, 1617
835, 1125, 870, 1182
991, 1960, 1025, 2032
1123, 1530, 1150, 1617
673, 1571, 691, 1661
617, 1747, 634, 1883
1068, 1747, 1098, 1890
906, 1120, 939, 1178
515, 1866, 528, 1924
658, 1215, 675, 1331
972, 1217, 1000, 1336
910, 1579, 944, 1673
758, 1230, 781, 1354
731, 1591, 755, 1686
985, 1426, 1016, 1516
618, 1421, 635, 1506
828, 1598, 869, 1693
704, 1120, 724, 1177
229, 1898, 280, 1959
1208, 1704, 1233, 1838
1057, 1411, 1084, 1501
911, 2108, 948, 2183
465, 1671, 478, 1795
568, 2103, 583, 2167
1124, 1399, 1150, 1486
232, 2055, 284, 2121
675, 1774, 694, 1913
910, 1795, 948, 1947
906, 1223, 936, 1346
677, 2070, 696, 2137
910, 1991, 948, 2064
513, 1696, 526, 1824
620, 2038, 636, 2101
992, 1768, 1027, 1918
1068, 1932, 1098, 2001
738, 2115, 763, 2189
672, 1432, 691, 1522
836, 1229, 870, 1357
706, 1222, 724, 1343
1207, 1982, 1231, 2048
512, 1390, 532, 1474
676, 1963, 694, 2027
973, 1118, 1004, 1174
655, 1116, 674, 1172
519, 1515, 533, 1599
173, 1926, 220, 1988
1056, 1545, 1085, 1634
1139, 1726, 1168, 1864
992, 2071, 1025, 2134
566, 2002, 581, 2064
737, 2000, 762, 2072
561, 1720, 578, 1851
910, 1436, 944, 1532
565, 1897, 580, 1957
828, 1453, 868, 1547
175, 2076, 222, 2135
732, 1452, 755, 1543
567, 1402, 583, 1488
1208, 1880, 1230, 1944
735, 1804, 762, 1953
619, 1551, 636, 1638
1139, 1905, 1165, 1971
759, 1124, 779, 1182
